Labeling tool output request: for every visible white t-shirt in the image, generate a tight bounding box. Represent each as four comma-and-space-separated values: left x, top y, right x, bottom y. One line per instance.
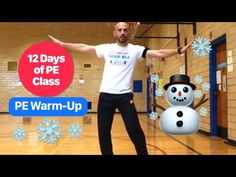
95, 43, 145, 94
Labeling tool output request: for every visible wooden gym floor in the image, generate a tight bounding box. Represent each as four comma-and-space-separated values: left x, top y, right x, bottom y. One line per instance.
0, 113, 236, 155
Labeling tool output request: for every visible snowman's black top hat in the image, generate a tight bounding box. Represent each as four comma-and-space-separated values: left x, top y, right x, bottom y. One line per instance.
164, 74, 196, 90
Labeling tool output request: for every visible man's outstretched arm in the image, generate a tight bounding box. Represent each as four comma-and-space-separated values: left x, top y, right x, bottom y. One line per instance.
145, 39, 194, 59
49, 35, 96, 55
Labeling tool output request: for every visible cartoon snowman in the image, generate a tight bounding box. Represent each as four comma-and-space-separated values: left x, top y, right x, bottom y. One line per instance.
153, 74, 208, 134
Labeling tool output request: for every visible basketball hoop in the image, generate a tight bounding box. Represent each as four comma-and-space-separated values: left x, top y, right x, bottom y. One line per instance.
126, 22, 140, 27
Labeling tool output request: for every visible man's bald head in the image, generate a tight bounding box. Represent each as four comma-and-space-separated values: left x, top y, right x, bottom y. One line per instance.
113, 22, 130, 30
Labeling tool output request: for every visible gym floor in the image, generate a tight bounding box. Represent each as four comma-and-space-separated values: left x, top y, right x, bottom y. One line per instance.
0, 113, 236, 155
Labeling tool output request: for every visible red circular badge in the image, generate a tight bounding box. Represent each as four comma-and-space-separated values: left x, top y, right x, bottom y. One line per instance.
19, 41, 74, 97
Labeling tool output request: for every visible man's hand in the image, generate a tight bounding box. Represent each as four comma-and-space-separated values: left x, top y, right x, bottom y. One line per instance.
48, 35, 63, 46
180, 38, 195, 54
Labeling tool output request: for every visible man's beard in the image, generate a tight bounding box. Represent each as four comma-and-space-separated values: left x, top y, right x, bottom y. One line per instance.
117, 35, 128, 43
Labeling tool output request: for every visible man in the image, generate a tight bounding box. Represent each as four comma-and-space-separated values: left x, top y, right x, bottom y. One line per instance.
49, 22, 193, 155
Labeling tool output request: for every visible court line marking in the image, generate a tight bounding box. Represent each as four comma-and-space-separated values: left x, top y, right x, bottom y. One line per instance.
142, 117, 202, 155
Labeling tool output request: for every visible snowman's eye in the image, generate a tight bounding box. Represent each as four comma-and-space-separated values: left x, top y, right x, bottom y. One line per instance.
171, 87, 177, 93
183, 87, 189, 93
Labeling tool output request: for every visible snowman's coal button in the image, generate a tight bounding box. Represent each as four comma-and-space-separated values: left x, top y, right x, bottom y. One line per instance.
176, 120, 183, 127
177, 111, 183, 117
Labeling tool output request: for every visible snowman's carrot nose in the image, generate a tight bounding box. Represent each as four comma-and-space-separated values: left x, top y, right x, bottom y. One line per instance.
178, 91, 182, 96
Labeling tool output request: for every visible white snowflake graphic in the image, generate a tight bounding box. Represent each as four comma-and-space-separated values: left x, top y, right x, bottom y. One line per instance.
155, 88, 164, 97
37, 118, 62, 144
194, 75, 203, 84
199, 107, 208, 116
150, 111, 158, 120
194, 90, 203, 99
150, 74, 159, 83
13, 128, 26, 141
192, 36, 212, 57
202, 82, 210, 91
68, 123, 83, 138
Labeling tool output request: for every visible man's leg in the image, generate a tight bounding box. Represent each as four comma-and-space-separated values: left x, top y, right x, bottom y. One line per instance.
97, 93, 116, 155
117, 93, 148, 155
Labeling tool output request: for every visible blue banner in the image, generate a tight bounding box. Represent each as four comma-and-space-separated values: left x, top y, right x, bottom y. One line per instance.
9, 97, 88, 116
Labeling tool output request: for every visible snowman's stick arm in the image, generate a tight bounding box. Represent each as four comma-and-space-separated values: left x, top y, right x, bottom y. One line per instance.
152, 103, 166, 111
193, 94, 209, 110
